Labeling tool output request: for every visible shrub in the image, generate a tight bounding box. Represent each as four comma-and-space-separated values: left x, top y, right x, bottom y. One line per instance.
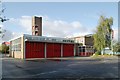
95, 51, 101, 55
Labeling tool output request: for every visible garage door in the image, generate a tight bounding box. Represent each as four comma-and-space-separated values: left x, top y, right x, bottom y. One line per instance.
63, 44, 74, 57
25, 42, 45, 58
54, 43, 61, 57
46, 43, 61, 58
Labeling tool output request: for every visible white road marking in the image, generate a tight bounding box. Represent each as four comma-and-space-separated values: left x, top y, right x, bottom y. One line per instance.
22, 70, 58, 78
3, 66, 48, 73
67, 64, 77, 66
48, 71, 58, 73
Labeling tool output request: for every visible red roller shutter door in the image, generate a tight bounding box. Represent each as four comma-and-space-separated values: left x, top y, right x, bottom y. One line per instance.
25, 42, 45, 58
54, 43, 61, 57
46, 43, 61, 58
63, 44, 74, 57
38, 42, 45, 58
46, 43, 54, 58
25, 42, 31, 58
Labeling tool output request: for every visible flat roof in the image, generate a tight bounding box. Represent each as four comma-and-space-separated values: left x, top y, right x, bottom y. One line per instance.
11, 34, 75, 44
70, 34, 93, 39
24, 34, 75, 43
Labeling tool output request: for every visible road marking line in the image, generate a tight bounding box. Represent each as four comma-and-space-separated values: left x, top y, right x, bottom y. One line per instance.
22, 70, 58, 78
48, 71, 58, 73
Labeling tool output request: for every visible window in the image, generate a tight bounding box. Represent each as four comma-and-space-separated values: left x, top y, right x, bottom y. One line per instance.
52, 39, 56, 41
11, 38, 21, 51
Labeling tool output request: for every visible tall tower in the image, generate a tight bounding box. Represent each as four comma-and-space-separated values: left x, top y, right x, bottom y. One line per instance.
32, 16, 42, 36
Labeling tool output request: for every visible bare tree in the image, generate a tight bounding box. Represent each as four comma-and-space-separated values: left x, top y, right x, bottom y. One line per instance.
0, 0, 9, 22
0, 0, 9, 38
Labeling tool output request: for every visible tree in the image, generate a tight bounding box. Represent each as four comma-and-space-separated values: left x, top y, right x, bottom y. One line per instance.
0, 27, 6, 38
0, 44, 2, 52
79, 43, 83, 46
113, 42, 120, 52
1, 44, 9, 53
0, 1, 9, 23
93, 16, 113, 54
0, 1, 8, 38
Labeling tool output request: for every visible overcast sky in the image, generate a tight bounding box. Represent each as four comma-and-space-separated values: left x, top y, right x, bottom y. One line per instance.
1, 1, 118, 42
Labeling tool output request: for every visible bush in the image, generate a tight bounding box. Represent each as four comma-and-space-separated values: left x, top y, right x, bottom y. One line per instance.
1, 44, 9, 54
95, 51, 101, 55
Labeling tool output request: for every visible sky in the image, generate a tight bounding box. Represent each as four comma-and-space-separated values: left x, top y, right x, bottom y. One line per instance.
0, 2, 118, 42
3, 0, 120, 2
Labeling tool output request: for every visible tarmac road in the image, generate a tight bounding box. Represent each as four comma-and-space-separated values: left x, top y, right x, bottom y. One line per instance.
1, 55, 119, 80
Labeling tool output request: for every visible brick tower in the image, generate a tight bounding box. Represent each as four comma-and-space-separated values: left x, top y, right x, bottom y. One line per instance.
32, 16, 42, 36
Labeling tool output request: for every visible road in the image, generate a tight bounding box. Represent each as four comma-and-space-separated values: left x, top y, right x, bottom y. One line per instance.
1, 55, 119, 80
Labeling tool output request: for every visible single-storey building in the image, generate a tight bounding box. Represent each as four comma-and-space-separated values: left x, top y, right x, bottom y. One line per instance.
9, 34, 76, 59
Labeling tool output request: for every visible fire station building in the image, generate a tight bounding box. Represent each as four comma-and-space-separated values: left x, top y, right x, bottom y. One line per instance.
9, 16, 77, 59
9, 16, 94, 59
9, 34, 76, 59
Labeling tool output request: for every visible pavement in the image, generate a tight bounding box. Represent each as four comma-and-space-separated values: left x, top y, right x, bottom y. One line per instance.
1, 54, 120, 80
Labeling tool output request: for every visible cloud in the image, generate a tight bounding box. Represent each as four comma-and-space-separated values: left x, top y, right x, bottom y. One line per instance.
43, 19, 90, 37
3, 15, 94, 42
1, 24, 23, 42
1, 16, 32, 42
19, 16, 32, 32
2, 30, 23, 42
0, 25, 3, 28
1, 15, 118, 43
2, 30, 13, 41
9, 16, 32, 32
